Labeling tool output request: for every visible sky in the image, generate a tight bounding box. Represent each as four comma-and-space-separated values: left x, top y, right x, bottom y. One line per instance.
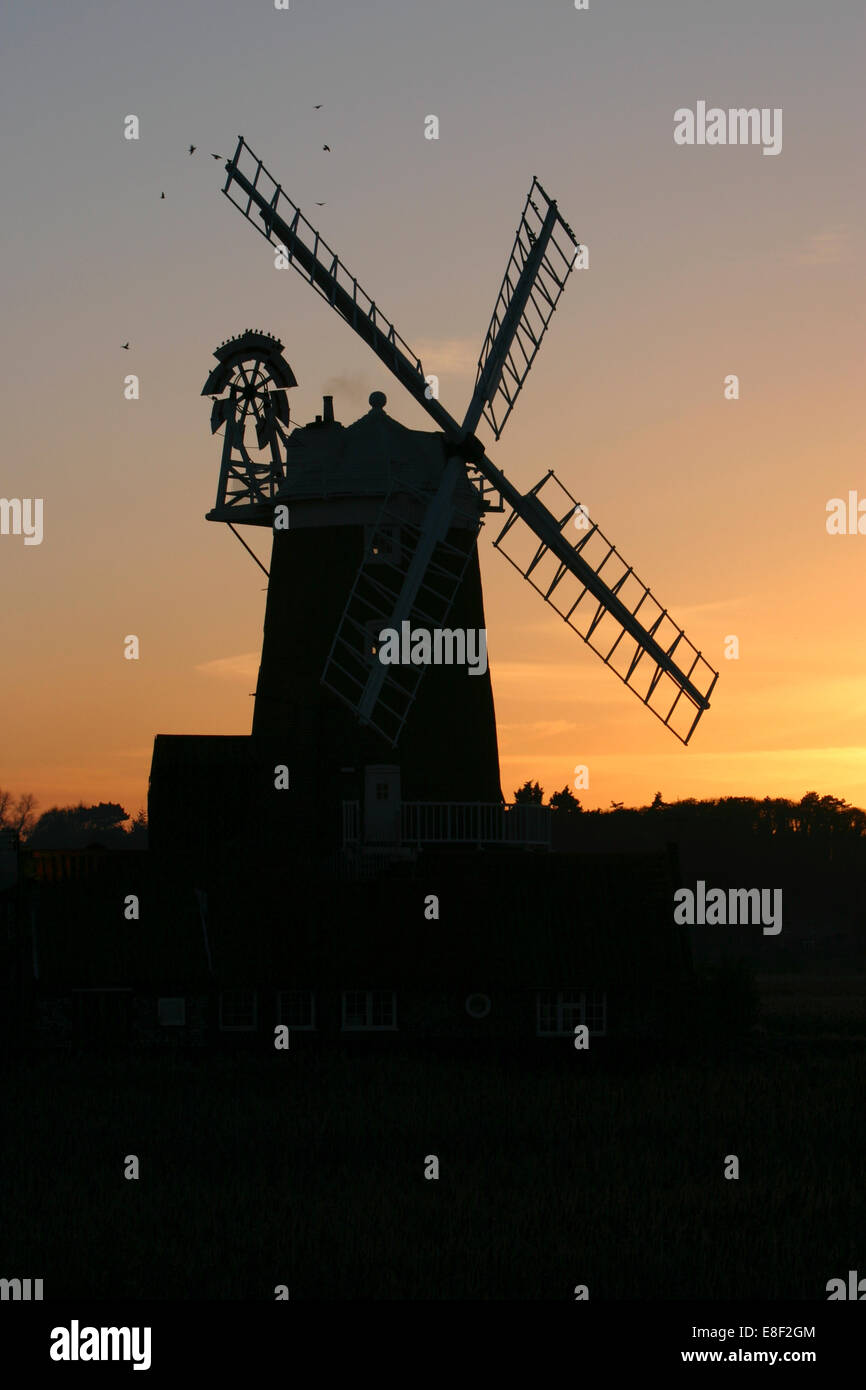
1, 0, 864, 818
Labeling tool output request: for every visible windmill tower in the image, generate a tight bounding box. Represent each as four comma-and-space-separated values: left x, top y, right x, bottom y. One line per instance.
195, 138, 719, 852
202, 331, 501, 814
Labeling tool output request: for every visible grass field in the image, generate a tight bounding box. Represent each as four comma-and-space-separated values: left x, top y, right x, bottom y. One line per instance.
4, 1014, 864, 1300
757, 973, 866, 1033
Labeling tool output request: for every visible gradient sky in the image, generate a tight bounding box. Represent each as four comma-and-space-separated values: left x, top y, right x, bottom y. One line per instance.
1, 0, 864, 819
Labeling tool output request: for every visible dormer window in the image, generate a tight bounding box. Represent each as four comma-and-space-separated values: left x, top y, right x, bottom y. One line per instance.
365, 523, 401, 565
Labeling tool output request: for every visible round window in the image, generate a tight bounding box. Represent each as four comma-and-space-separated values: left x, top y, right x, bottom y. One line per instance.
465, 993, 492, 1019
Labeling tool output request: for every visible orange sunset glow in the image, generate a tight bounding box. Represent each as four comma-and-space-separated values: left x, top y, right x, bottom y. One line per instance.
1, 1, 863, 819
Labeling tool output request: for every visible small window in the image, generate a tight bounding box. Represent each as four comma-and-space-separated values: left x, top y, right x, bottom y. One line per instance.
465, 993, 492, 1019
366, 524, 401, 565
341, 990, 397, 1031
158, 997, 186, 1027
277, 990, 315, 1030
219, 990, 258, 1031
536, 990, 607, 1037
375, 782, 389, 801
72, 989, 131, 1046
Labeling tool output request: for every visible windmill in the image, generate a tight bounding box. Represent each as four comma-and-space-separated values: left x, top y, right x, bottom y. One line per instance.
204, 329, 297, 522
213, 137, 717, 815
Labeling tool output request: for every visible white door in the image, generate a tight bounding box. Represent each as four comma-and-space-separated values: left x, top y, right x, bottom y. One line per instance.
364, 765, 401, 843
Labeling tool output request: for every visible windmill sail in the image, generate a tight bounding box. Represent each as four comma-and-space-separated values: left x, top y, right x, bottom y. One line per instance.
221, 137, 717, 745
490, 470, 718, 743
466, 178, 580, 440
222, 139, 450, 427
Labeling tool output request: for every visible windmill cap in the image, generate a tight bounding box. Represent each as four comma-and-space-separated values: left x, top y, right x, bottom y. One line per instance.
369, 391, 387, 409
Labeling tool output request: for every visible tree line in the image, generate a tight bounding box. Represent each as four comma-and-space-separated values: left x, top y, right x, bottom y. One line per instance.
0, 790, 147, 849
4, 780, 864, 850
512, 782, 866, 839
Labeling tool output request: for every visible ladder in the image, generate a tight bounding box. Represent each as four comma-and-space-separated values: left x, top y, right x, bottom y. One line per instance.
321, 478, 482, 745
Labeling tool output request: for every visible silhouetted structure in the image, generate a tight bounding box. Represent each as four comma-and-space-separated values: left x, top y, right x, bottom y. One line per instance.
13, 152, 732, 1051
150, 143, 718, 862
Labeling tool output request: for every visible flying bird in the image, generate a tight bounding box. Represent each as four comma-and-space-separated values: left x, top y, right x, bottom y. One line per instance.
315, 201, 326, 206
313, 104, 322, 109
188, 144, 196, 155
322, 144, 330, 152
210, 153, 224, 161
121, 342, 130, 350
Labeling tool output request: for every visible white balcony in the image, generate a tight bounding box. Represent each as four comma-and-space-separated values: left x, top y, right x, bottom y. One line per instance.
342, 800, 551, 850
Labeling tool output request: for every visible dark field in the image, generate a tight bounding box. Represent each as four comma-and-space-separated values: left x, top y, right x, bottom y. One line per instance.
4, 978, 864, 1301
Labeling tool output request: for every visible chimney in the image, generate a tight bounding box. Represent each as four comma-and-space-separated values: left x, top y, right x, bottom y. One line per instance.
323, 395, 334, 425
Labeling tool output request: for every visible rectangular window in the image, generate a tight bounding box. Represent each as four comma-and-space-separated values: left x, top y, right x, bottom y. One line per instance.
583, 992, 607, 1036
277, 990, 315, 1030
72, 989, 131, 1046
536, 990, 607, 1037
341, 990, 397, 1031
158, 997, 186, 1027
219, 990, 258, 1031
